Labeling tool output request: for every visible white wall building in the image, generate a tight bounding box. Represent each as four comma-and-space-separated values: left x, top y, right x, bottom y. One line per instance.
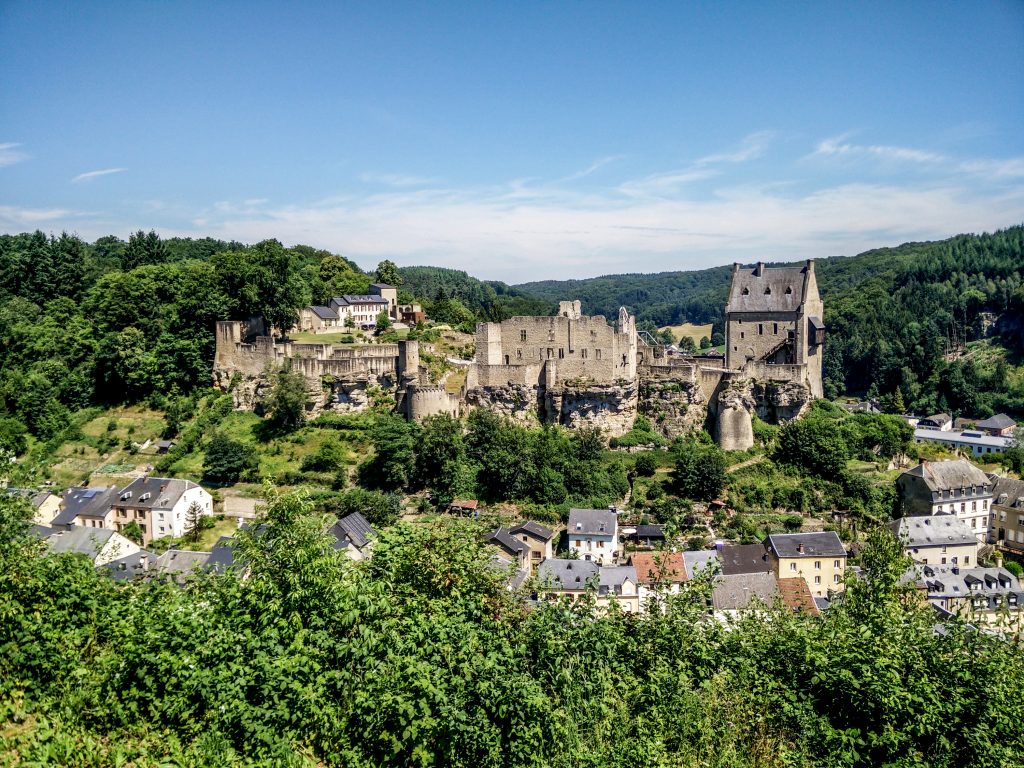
566, 507, 619, 565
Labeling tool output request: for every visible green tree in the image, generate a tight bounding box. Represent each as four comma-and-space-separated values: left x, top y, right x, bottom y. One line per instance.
184, 500, 205, 543
671, 440, 727, 501
203, 433, 258, 484
375, 259, 403, 287
774, 417, 850, 480
122, 520, 144, 545
359, 413, 419, 491
699, 335, 711, 349
677, 336, 697, 354
375, 310, 392, 334
122, 230, 168, 271
263, 363, 308, 432
414, 414, 470, 505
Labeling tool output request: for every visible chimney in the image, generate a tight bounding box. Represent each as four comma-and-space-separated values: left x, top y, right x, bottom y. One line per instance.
754, 261, 765, 277
797, 542, 804, 554
806, 258, 815, 274
732, 262, 741, 275
951, 566, 959, 575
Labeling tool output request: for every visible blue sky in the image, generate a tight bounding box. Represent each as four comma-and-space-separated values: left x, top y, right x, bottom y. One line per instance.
1, 1, 1022, 282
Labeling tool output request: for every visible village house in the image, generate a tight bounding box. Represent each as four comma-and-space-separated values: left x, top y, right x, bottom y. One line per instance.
888, 516, 979, 567
989, 475, 1024, 555
682, 549, 720, 578
111, 477, 214, 546
508, 521, 555, 569
711, 572, 780, 619
720, 542, 772, 575
328, 511, 376, 561
489, 527, 529, 570
905, 564, 1024, 633
913, 427, 1013, 458
975, 413, 1017, 437
629, 551, 687, 605
5, 488, 61, 526
764, 531, 847, 598
776, 577, 820, 616
533, 559, 639, 613
917, 413, 953, 431
896, 459, 993, 540
52, 486, 120, 530
567, 507, 619, 565
38, 526, 142, 566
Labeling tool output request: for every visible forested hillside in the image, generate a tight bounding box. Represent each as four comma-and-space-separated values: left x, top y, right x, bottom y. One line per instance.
520, 227, 1024, 415
398, 265, 553, 320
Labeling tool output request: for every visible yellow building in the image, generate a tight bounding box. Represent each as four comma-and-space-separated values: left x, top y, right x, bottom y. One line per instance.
765, 532, 847, 598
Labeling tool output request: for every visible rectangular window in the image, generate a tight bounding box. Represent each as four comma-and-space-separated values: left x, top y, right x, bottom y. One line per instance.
575, 540, 581, 547
941, 557, 946, 564
516, 349, 522, 360
520, 330, 527, 341
758, 324, 763, 335
789, 562, 797, 572
834, 575, 840, 583
833, 560, 840, 568
558, 348, 565, 359
595, 349, 602, 360
547, 348, 553, 359
740, 331, 745, 339
814, 561, 821, 569
814, 576, 821, 585
773, 323, 778, 334
581, 349, 588, 359
972, 501, 977, 511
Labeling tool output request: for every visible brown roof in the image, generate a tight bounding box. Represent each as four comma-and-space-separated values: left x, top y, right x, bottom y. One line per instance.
776, 577, 820, 616
629, 552, 688, 585
450, 499, 478, 510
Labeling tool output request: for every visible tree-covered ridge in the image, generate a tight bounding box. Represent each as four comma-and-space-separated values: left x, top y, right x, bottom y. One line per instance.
398, 265, 554, 321
519, 226, 1024, 414
2, 492, 1022, 767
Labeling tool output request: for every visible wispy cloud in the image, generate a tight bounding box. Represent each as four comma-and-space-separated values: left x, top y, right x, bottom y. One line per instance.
0, 205, 81, 227
71, 167, 126, 183
0, 143, 29, 168
695, 131, 775, 166
812, 134, 945, 164
560, 155, 624, 182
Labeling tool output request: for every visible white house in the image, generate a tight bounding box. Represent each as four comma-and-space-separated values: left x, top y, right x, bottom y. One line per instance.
112, 477, 214, 545
40, 526, 142, 566
896, 460, 994, 541
566, 507, 619, 565
888, 516, 979, 567
913, 428, 1013, 459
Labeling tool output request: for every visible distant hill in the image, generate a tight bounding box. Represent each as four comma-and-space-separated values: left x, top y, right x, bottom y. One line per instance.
398, 265, 553, 321
517, 226, 1024, 412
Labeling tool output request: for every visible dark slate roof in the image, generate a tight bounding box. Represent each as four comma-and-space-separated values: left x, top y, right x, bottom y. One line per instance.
489, 527, 528, 557
597, 566, 637, 596
54, 486, 118, 526
726, 263, 809, 313
116, 477, 200, 510
536, 558, 600, 590
628, 524, 665, 540
510, 521, 554, 541
155, 549, 211, 576
992, 475, 1024, 509
342, 294, 389, 305
206, 536, 238, 574
920, 413, 952, 425
369, 283, 395, 291
888, 516, 977, 548
568, 508, 618, 537
102, 550, 158, 582
720, 543, 771, 575
809, 315, 824, 330
311, 305, 338, 320
976, 413, 1016, 430
903, 460, 991, 493
335, 512, 375, 550
765, 532, 846, 559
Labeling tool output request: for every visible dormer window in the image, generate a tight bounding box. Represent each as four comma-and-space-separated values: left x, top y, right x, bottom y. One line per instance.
764, 287, 771, 295
741, 287, 749, 296
785, 286, 793, 295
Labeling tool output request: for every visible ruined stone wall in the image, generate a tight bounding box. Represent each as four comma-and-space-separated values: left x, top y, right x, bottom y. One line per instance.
547, 381, 639, 437
406, 384, 461, 421
726, 312, 799, 365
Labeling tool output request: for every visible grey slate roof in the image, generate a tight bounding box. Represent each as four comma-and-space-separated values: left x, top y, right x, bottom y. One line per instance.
712, 572, 780, 611
206, 536, 238, 574
342, 294, 388, 305
333, 512, 375, 550
116, 477, 199, 510
510, 521, 554, 541
682, 550, 719, 578
369, 283, 395, 291
490, 527, 528, 557
903, 460, 991, 493
536, 558, 600, 590
888, 516, 978, 548
54, 486, 118, 526
42, 526, 120, 560
155, 549, 211, 576
906, 565, 1019, 598
976, 413, 1016, 431
310, 305, 338, 320
920, 413, 952, 427
726, 263, 808, 313
720, 543, 771, 575
597, 565, 637, 596
568, 508, 617, 537
992, 475, 1024, 509
628, 524, 665, 540
102, 551, 158, 582
765, 531, 846, 559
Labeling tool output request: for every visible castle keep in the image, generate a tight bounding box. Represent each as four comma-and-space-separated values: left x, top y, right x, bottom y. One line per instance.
212, 261, 824, 449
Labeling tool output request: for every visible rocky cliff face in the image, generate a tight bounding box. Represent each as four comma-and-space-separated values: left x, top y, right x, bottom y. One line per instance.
715, 379, 757, 451
212, 369, 396, 418
550, 381, 638, 437
639, 379, 707, 438
464, 385, 544, 425
753, 379, 812, 423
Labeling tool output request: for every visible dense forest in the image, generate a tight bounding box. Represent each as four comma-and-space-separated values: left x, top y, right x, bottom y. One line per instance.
398, 265, 553, 320
519, 227, 1024, 416
2, 491, 1022, 767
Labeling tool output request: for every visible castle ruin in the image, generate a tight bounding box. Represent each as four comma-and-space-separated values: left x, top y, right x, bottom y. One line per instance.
212, 261, 824, 449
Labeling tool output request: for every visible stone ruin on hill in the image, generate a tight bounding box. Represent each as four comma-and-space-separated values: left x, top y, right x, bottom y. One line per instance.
212, 261, 824, 450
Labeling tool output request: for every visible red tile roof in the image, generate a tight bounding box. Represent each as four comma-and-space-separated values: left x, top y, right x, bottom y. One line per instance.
629, 552, 688, 585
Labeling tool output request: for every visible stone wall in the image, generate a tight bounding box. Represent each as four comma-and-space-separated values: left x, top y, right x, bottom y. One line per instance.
547, 381, 639, 436
406, 384, 461, 421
